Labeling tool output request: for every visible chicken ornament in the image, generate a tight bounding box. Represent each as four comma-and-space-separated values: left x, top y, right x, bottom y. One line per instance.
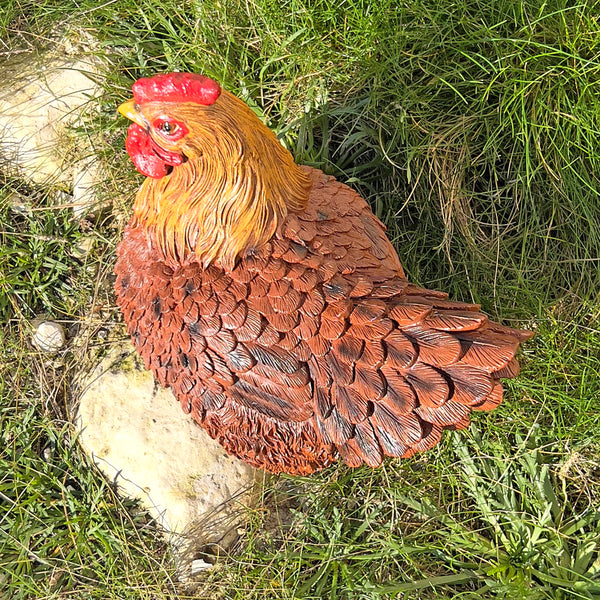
115, 73, 531, 475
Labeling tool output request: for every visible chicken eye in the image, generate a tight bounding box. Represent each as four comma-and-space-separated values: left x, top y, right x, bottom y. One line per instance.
152, 117, 189, 141
160, 121, 176, 134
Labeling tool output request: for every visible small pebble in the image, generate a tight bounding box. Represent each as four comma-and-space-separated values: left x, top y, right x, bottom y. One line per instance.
32, 320, 66, 353
72, 235, 95, 258
7, 191, 32, 216
190, 559, 213, 575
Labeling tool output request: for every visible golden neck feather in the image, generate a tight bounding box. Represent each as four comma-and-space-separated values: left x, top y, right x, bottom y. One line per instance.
131, 90, 311, 270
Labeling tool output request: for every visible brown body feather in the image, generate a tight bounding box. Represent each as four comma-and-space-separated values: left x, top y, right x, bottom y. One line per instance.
115, 166, 531, 475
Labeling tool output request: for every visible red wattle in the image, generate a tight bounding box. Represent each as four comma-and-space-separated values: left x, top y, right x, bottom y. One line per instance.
125, 123, 182, 179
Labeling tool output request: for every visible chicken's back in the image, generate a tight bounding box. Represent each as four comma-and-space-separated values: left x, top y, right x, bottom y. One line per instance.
115, 166, 531, 474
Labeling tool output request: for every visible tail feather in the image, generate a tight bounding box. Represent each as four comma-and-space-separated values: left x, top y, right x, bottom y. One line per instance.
472, 381, 505, 412
321, 294, 531, 467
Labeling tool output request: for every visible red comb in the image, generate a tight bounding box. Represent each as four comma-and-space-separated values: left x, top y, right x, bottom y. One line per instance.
132, 73, 221, 105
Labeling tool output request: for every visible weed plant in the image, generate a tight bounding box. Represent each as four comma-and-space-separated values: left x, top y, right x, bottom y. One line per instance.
1, 0, 599, 598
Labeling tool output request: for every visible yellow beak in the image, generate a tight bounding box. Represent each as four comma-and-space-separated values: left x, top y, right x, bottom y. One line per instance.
118, 99, 145, 128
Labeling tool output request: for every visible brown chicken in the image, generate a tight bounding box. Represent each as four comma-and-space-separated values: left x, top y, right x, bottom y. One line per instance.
115, 73, 531, 475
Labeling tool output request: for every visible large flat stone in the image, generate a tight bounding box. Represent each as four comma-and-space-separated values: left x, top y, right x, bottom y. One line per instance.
76, 342, 262, 549
0, 48, 105, 214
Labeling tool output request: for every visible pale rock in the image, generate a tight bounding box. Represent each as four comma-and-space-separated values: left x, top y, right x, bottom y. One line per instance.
76, 342, 262, 549
0, 49, 106, 214
32, 320, 66, 353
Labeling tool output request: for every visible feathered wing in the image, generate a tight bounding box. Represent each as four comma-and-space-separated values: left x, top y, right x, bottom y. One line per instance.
115, 167, 531, 474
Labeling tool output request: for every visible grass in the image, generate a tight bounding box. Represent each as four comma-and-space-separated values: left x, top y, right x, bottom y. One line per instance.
1, 0, 600, 597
